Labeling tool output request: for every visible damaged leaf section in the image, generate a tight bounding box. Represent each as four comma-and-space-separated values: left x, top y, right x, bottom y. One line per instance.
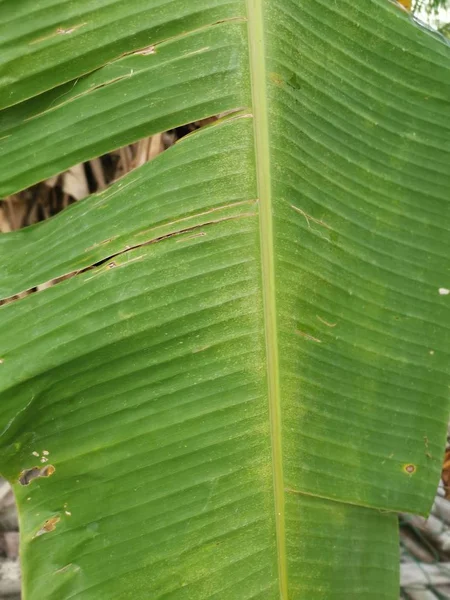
0, 19, 249, 197
33, 516, 60, 538
18, 465, 55, 486
0, 113, 230, 234
0, 116, 256, 300
0, 200, 257, 307
29, 23, 88, 45
0, 1, 245, 109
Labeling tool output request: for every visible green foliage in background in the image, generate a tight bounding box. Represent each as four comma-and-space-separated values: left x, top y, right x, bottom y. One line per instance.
414, 0, 449, 14
0, 0, 449, 598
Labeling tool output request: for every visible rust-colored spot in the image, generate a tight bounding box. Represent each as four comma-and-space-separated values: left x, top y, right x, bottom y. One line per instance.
269, 72, 284, 86
35, 516, 60, 537
18, 464, 55, 485
403, 464, 416, 475
442, 449, 450, 499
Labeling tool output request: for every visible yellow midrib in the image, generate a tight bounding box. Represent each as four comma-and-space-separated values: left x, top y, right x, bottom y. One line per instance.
246, 2, 288, 599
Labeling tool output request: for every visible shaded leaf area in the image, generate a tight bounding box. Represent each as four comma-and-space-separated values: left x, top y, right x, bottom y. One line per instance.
0, 1, 450, 599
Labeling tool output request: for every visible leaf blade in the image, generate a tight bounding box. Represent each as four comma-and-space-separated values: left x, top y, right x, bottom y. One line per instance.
0, 20, 250, 197
0, 0, 243, 109
1, 1, 450, 598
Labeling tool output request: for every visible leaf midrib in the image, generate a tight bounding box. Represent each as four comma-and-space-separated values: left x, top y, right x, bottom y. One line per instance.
246, 2, 287, 598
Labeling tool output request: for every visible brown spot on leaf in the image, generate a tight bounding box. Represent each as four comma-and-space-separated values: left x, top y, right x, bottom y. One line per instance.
34, 516, 60, 538
403, 464, 416, 475
442, 449, 450, 499
269, 72, 284, 86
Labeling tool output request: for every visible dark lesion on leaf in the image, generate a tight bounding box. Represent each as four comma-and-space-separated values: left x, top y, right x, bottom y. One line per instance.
287, 73, 302, 90
18, 464, 55, 486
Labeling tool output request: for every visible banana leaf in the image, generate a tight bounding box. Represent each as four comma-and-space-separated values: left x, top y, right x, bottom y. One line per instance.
0, 0, 449, 598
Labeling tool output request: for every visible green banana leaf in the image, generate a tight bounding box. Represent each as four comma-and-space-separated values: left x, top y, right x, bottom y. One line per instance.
1, 0, 449, 598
